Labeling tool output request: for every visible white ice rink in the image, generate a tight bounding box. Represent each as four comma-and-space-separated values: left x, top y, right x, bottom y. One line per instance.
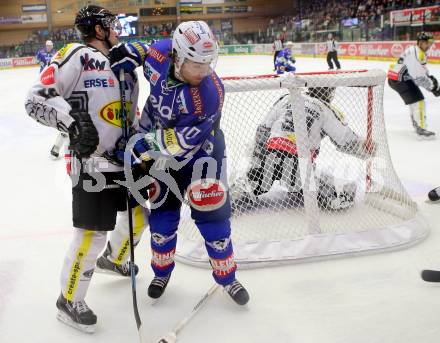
2, 55, 440, 343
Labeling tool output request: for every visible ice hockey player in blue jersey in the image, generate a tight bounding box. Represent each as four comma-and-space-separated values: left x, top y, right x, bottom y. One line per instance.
109, 20, 250, 306
274, 41, 296, 74
36, 40, 55, 73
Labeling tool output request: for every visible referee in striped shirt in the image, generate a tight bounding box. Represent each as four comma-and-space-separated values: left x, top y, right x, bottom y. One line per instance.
326, 33, 341, 70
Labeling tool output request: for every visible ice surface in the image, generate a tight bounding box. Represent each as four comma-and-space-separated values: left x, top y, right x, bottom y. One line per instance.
2, 55, 440, 343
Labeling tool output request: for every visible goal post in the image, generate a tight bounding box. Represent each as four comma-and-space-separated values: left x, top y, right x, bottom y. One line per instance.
175, 69, 429, 268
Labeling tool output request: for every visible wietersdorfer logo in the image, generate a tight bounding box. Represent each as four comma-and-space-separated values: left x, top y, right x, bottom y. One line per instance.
99, 101, 132, 127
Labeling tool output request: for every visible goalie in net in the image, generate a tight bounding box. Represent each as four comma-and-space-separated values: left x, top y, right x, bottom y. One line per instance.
230, 87, 377, 213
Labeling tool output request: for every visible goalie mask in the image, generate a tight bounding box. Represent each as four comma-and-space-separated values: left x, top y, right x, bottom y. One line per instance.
307, 87, 336, 104
172, 20, 218, 81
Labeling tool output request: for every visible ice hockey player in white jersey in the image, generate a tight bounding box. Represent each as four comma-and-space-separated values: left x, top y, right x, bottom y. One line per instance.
230, 87, 376, 212
388, 31, 440, 138
24, 5, 149, 333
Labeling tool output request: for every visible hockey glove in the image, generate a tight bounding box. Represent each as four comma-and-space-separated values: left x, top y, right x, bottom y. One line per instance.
430, 75, 440, 97
113, 131, 160, 167
68, 110, 99, 158
109, 42, 148, 75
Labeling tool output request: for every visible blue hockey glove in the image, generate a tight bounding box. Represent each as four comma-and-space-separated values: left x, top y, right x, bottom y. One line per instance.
109, 42, 148, 75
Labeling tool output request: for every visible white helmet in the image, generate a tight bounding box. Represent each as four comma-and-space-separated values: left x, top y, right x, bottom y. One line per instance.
172, 21, 218, 78
46, 40, 54, 47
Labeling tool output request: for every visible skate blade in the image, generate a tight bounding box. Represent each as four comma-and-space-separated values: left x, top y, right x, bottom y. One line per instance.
56, 310, 95, 334
94, 266, 129, 277
416, 134, 436, 141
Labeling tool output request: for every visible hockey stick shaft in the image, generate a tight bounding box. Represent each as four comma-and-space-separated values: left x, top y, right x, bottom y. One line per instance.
119, 69, 143, 339
421, 269, 440, 282
157, 284, 221, 343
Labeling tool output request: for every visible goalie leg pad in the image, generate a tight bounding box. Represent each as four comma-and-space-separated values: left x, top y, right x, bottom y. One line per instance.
317, 174, 356, 211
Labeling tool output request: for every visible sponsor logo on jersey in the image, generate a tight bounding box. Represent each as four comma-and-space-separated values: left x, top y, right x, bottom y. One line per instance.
144, 62, 161, 86
53, 43, 75, 60
210, 74, 224, 112
149, 47, 166, 64
187, 178, 227, 211
151, 247, 175, 269
190, 87, 203, 115
183, 28, 200, 45
40, 65, 55, 85
177, 92, 189, 114
210, 253, 236, 277
80, 53, 106, 71
163, 128, 182, 155
99, 100, 132, 127
84, 77, 115, 88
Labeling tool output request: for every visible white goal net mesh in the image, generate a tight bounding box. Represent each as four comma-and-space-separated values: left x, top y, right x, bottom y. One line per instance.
176, 69, 429, 268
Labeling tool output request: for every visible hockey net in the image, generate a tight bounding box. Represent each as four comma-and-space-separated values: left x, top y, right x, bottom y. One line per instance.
176, 69, 429, 268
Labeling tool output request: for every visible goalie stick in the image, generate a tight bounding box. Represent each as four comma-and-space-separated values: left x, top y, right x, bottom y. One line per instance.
156, 284, 221, 343
421, 269, 440, 282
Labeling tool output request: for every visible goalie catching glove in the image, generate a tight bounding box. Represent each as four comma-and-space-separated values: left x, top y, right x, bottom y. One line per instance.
67, 110, 99, 158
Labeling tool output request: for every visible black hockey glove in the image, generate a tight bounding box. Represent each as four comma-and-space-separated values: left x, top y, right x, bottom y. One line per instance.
429, 75, 440, 97
68, 110, 99, 158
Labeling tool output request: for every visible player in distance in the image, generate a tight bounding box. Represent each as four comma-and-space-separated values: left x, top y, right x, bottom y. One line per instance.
274, 41, 296, 74
230, 87, 376, 212
108, 20, 250, 306
36, 39, 55, 73
388, 31, 440, 138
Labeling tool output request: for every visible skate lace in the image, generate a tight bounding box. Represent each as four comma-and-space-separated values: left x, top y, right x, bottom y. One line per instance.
73, 300, 91, 314
225, 280, 243, 296
151, 275, 169, 288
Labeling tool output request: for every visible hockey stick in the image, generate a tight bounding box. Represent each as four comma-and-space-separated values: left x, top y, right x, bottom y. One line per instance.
421, 269, 440, 282
119, 69, 144, 342
156, 284, 221, 343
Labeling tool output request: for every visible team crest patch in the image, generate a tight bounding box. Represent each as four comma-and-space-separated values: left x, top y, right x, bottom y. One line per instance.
187, 178, 226, 211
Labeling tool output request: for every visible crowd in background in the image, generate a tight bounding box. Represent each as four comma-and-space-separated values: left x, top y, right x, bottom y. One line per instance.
0, 0, 439, 59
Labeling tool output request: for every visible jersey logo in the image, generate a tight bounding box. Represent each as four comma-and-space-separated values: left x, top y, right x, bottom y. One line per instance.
99, 101, 132, 127
144, 62, 161, 86
190, 87, 203, 115
40, 65, 55, 85
53, 43, 75, 60
80, 53, 106, 71
149, 47, 166, 64
84, 78, 115, 88
187, 179, 227, 211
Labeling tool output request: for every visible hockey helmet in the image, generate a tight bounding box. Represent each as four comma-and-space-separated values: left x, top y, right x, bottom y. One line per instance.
417, 31, 434, 43
172, 21, 218, 78
74, 5, 121, 39
45, 40, 54, 47
307, 87, 336, 104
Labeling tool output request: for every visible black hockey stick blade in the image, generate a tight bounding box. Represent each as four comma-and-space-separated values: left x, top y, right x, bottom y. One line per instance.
421, 269, 440, 282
